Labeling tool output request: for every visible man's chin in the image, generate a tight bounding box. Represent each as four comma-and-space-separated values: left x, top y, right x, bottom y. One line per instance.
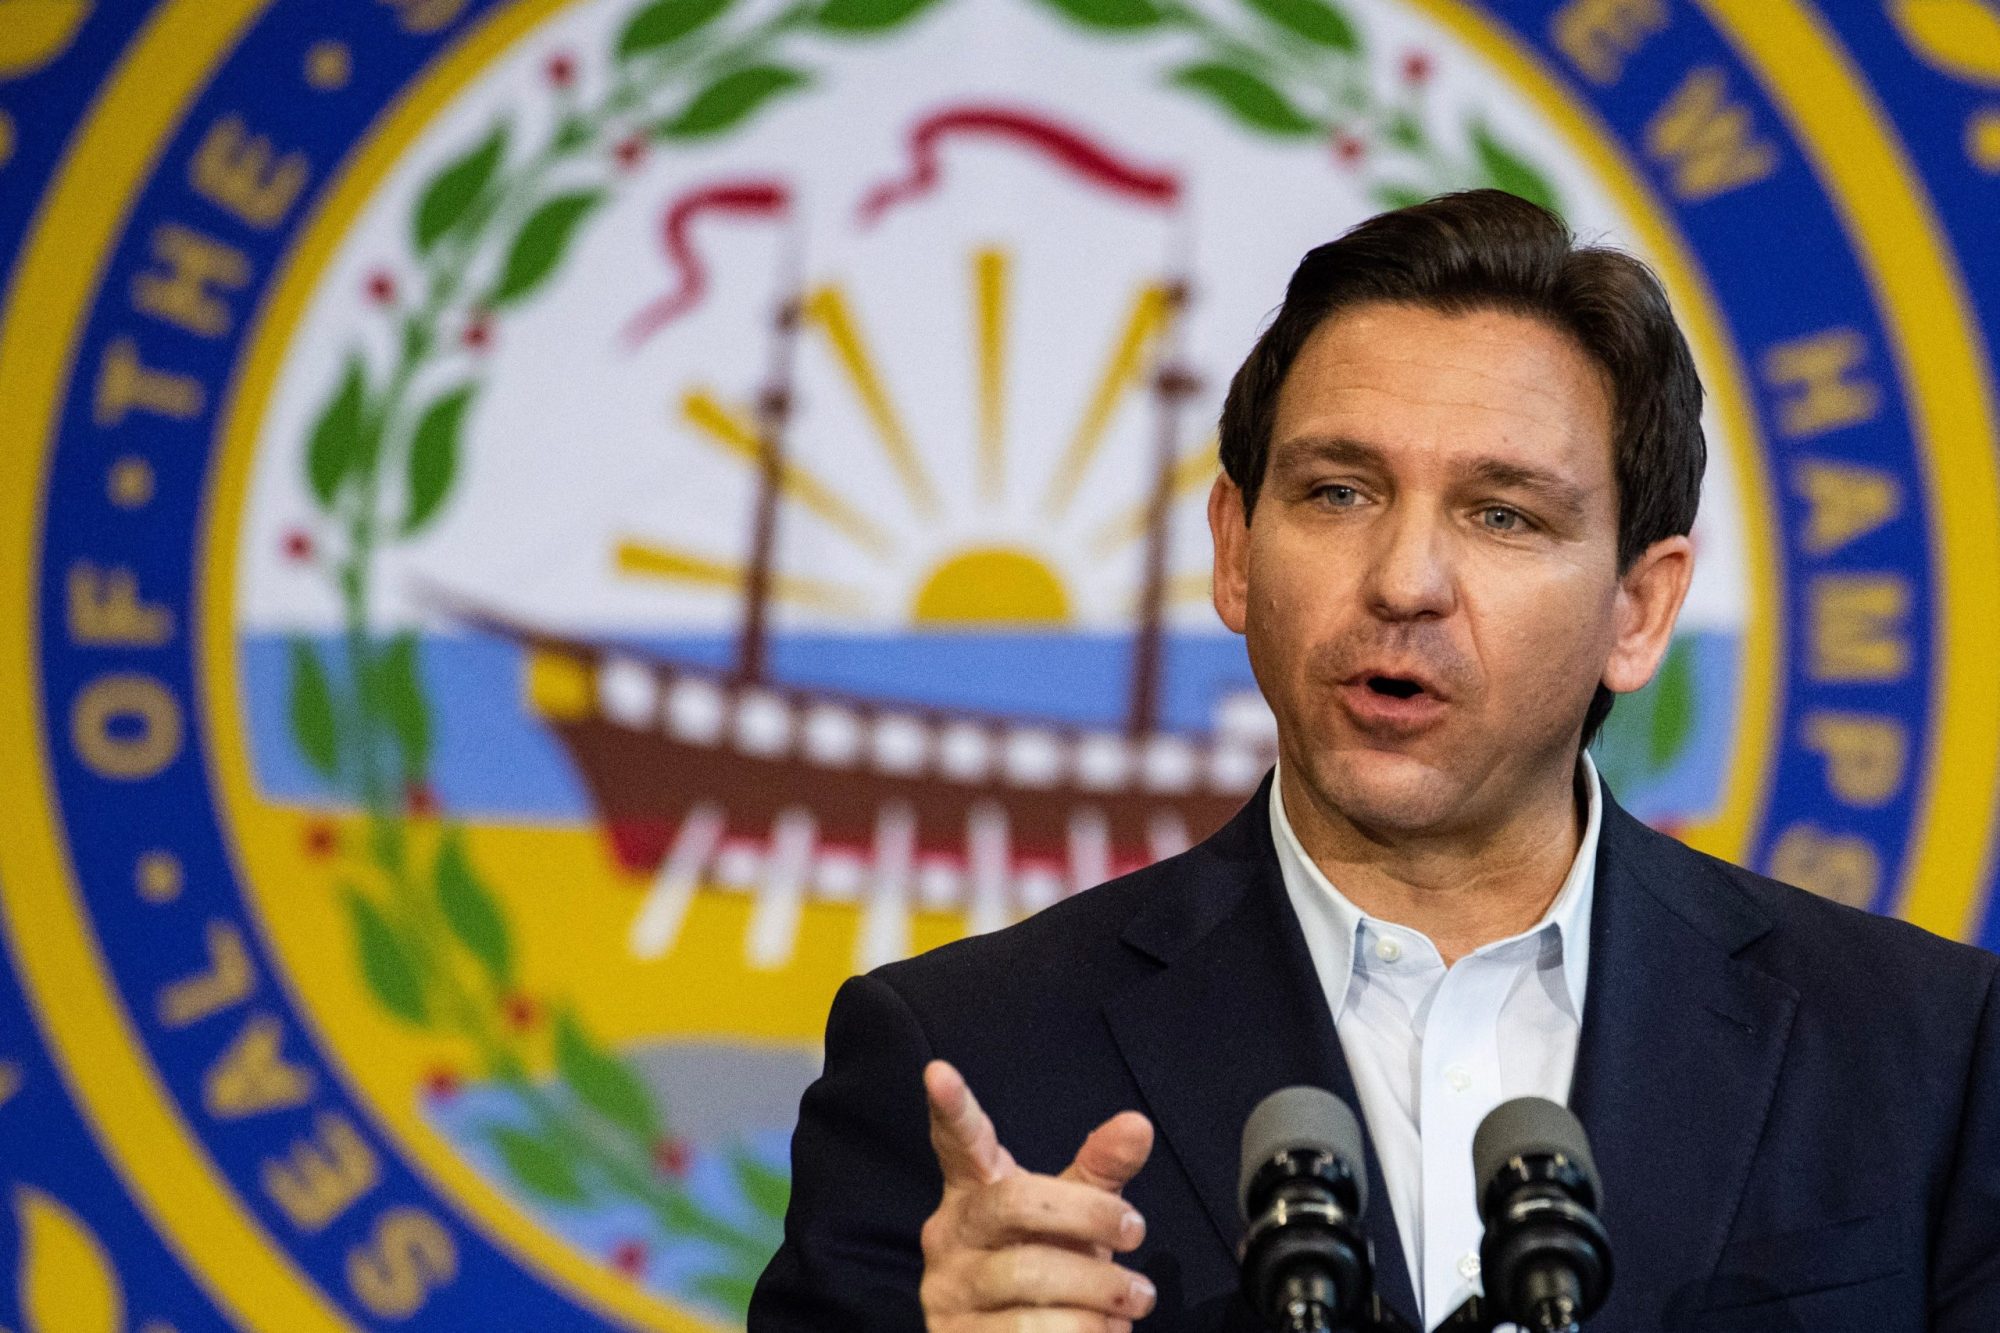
1301, 749, 1464, 834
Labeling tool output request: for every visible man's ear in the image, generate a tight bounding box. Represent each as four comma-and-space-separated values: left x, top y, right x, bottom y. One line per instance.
1602, 533, 1695, 695
1209, 473, 1250, 635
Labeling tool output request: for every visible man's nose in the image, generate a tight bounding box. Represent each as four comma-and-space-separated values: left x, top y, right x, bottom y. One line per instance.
1363, 506, 1455, 621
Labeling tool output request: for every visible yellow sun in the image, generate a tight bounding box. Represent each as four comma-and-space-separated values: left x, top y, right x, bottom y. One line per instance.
912, 546, 1070, 625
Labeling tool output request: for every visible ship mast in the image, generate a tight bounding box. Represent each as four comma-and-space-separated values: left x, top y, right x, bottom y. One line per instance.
733, 234, 805, 687
1124, 227, 1198, 741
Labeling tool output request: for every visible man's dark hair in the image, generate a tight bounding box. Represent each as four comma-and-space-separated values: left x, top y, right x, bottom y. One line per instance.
1216, 188, 1706, 747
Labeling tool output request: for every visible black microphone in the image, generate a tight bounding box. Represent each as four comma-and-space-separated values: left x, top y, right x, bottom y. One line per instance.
1470, 1097, 1613, 1333
1238, 1086, 1374, 1333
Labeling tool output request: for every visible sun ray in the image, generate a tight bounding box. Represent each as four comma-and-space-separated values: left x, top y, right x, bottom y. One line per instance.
678, 389, 898, 562
615, 539, 869, 614
1087, 432, 1221, 556
973, 247, 1010, 503
801, 283, 941, 518
1043, 281, 1174, 518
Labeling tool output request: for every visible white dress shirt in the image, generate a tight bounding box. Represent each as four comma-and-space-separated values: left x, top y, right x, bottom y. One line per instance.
1270, 755, 1602, 1330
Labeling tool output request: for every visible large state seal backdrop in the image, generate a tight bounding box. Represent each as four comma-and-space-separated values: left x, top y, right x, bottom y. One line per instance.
4, 0, 2000, 1327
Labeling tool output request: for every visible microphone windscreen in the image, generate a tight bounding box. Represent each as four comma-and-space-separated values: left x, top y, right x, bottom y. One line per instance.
1471, 1096, 1602, 1203
1239, 1085, 1368, 1219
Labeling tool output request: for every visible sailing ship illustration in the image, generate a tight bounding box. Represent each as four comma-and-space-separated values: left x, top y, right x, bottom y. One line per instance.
448, 119, 1278, 972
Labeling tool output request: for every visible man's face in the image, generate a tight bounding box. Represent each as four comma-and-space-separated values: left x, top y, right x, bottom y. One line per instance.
1210, 300, 1689, 839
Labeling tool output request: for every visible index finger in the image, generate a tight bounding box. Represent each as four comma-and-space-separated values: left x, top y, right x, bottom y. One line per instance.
925, 1060, 1012, 1188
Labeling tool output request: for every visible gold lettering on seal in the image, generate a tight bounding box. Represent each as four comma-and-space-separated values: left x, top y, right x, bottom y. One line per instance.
70, 673, 182, 780
190, 115, 308, 229
157, 920, 255, 1028
132, 223, 250, 338
1768, 823, 1882, 909
94, 336, 203, 426
1645, 66, 1779, 201
1550, 0, 1666, 85
348, 1207, 458, 1316
67, 563, 174, 647
264, 1111, 382, 1233
1809, 575, 1912, 683
203, 1013, 315, 1119
1802, 712, 1909, 808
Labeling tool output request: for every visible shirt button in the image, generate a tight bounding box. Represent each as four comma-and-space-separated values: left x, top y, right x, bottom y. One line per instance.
1458, 1253, 1481, 1281
1374, 937, 1402, 963
1445, 1065, 1473, 1093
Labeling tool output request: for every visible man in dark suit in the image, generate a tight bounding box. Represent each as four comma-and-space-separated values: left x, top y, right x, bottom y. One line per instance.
749, 192, 2000, 1331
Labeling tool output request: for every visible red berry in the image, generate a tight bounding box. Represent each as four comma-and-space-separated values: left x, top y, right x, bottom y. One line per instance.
404, 781, 439, 819
651, 1136, 691, 1179
1333, 133, 1366, 167
462, 312, 492, 351
425, 1067, 461, 1103
304, 821, 339, 858
546, 53, 576, 89
612, 1239, 647, 1275
366, 269, 397, 305
283, 529, 315, 562
1402, 50, 1433, 85
614, 134, 646, 171
503, 992, 538, 1032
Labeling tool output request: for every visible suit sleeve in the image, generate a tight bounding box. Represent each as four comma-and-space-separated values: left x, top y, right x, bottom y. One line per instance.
1931, 963, 2000, 1331
748, 972, 940, 1332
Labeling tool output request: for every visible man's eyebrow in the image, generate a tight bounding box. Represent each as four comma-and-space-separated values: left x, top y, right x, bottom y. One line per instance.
1465, 457, 1590, 518
1267, 435, 1389, 471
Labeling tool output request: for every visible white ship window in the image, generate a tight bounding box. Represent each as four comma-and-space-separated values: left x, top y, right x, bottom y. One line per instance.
1075, 733, 1131, 791
1018, 868, 1062, 914
597, 656, 659, 730
1209, 745, 1265, 792
1003, 728, 1064, 787
938, 722, 993, 782
871, 713, 929, 775
1142, 735, 1198, 793
735, 690, 793, 757
666, 676, 726, 745
1214, 691, 1278, 744
814, 850, 865, 902
803, 705, 863, 766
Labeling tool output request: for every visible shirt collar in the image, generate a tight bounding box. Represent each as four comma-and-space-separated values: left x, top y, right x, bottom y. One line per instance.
1270, 751, 1601, 1019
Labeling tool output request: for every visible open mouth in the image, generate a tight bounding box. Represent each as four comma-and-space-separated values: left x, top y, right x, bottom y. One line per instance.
1366, 675, 1425, 700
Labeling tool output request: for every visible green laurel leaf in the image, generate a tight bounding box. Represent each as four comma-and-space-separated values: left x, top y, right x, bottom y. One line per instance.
1033, 0, 1164, 28
1648, 639, 1695, 770
490, 191, 603, 307
689, 1272, 760, 1320
554, 1008, 660, 1141
1239, 0, 1357, 50
306, 354, 368, 509
729, 1146, 790, 1222
373, 630, 432, 780
1371, 183, 1432, 211
490, 1126, 588, 1203
1471, 119, 1559, 213
816, 0, 945, 31
414, 123, 507, 255
655, 65, 810, 139
436, 829, 513, 987
287, 637, 341, 780
619, 0, 734, 56
401, 384, 473, 536
346, 889, 429, 1027
1168, 62, 1319, 136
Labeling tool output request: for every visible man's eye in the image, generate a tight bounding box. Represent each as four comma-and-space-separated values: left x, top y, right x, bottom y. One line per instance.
1316, 484, 1362, 507
1481, 506, 1527, 532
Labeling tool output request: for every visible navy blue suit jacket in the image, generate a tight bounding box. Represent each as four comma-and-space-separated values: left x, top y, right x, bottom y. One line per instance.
750, 779, 2000, 1330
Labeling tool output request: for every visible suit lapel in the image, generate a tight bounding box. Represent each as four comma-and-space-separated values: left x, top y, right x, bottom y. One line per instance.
1102, 785, 1421, 1325
1570, 796, 1798, 1323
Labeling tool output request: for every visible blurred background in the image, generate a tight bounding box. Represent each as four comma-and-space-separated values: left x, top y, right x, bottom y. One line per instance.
3, 0, 1998, 1327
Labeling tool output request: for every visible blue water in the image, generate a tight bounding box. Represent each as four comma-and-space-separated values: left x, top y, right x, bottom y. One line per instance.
239, 628, 1737, 824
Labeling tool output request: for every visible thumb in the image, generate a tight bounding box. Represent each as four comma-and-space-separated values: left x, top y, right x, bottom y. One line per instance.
924, 1060, 1014, 1188
1061, 1110, 1154, 1194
